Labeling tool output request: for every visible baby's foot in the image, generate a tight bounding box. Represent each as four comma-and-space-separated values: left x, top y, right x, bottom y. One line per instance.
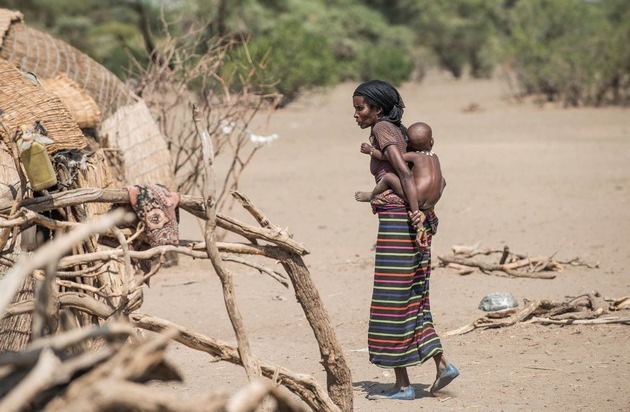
415, 230, 429, 253
355, 191, 372, 202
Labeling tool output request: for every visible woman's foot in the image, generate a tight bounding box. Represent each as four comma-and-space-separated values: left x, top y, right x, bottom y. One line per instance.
367, 386, 416, 400
430, 363, 460, 394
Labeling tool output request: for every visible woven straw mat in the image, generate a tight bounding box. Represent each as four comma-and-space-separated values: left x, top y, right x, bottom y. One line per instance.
0, 11, 136, 118
41, 73, 101, 129
0, 59, 86, 153
100, 101, 176, 190
0, 9, 22, 49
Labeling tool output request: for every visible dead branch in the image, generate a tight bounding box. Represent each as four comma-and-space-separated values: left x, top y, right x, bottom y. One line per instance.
446, 262, 475, 276
445, 300, 547, 335
3, 291, 116, 321
0, 348, 60, 412
0, 208, 79, 230
46, 328, 181, 410
438, 255, 557, 279
54, 243, 287, 288
0, 322, 136, 368
528, 316, 630, 325
451, 244, 513, 258
194, 104, 262, 381
0, 187, 309, 255
445, 244, 598, 276
262, 248, 353, 411
31, 260, 60, 340
226, 380, 311, 412
0, 186, 349, 410
130, 313, 341, 412
222, 254, 289, 288
56, 243, 268, 266
557, 257, 600, 269
0, 208, 131, 315
56, 380, 229, 412
609, 296, 630, 311
232, 190, 273, 228
447, 294, 630, 335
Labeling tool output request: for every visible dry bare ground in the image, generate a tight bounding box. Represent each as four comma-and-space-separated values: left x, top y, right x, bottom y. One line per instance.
144, 72, 630, 411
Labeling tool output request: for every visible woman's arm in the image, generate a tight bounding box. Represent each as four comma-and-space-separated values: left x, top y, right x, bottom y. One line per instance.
382, 145, 419, 215
360, 142, 385, 160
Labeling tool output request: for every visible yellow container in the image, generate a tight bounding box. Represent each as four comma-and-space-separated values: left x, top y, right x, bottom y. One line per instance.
19, 140, 57, 191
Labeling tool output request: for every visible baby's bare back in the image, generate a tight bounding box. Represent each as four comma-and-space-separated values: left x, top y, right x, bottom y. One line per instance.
404, 151, 445, 209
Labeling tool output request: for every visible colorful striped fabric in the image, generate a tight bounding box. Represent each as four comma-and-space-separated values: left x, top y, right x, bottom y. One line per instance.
368, 207, 443, 368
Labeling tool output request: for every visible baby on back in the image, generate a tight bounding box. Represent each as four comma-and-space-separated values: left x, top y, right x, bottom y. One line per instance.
355, 121, 446, 250
355, 121, 446, 210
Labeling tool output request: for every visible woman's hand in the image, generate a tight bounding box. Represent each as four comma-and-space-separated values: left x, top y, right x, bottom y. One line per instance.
360, 142, 373, 155
415, 229, 430, 253
409, 210, 429, 252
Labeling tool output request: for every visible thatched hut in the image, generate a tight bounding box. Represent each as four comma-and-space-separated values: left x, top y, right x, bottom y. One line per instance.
0, 58, 125, 352
0, 8, 176, 190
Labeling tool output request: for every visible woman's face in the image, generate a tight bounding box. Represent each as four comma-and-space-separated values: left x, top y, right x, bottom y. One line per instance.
353, 96, 381, 129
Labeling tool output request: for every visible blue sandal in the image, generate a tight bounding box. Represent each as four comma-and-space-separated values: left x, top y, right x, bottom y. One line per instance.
430, 364, 460, 394
367, 386, 416, 400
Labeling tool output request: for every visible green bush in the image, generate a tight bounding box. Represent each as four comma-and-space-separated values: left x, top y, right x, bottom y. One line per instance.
503, 0, 629, 106
356, 45, 413, 86
229, 18, 337, 104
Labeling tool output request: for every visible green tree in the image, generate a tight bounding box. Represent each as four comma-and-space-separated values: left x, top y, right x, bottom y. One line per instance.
504, 0, 628, 106
357, 0, 504, 79
234, 18, 337, 105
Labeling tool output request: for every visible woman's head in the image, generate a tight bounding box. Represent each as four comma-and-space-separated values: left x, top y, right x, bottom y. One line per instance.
353, 80, 405, 127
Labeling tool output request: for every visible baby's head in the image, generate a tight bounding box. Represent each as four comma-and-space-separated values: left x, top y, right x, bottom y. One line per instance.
407, 122, 433, 152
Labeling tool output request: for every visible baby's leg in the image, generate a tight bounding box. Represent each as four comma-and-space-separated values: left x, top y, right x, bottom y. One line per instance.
374, 173, 404, 199
355, 173, 404, 202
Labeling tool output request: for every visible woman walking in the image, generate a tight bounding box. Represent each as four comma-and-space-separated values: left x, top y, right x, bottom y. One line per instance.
352, 80, 459, 400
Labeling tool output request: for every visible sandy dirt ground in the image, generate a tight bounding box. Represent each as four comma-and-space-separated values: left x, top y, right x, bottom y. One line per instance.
143, 72, 630, 411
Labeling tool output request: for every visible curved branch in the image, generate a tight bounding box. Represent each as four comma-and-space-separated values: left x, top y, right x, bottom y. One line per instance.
0, 209, 131, 316
193, 104, 261, 380
0, 188, 309, 255
130, 313, 340, 412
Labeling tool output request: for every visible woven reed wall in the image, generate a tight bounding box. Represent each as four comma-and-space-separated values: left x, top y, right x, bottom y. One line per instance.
40, 74, 101, 129
0, 146, 32, 352
0, 58, 87, 153
100, 101, 176, 190
76, 149, 114, 217
0, 9, 176, 190
0, 10, 136, 119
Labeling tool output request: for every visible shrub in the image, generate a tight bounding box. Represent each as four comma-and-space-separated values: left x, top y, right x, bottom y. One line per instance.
503, 0, 629, 106
234, 18, 337, 104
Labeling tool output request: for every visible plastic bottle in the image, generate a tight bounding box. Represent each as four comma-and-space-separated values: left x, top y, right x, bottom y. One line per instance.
18, 136, 57, 191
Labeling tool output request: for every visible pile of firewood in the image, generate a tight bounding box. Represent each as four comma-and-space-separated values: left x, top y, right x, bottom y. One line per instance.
0, 321, 311, 411
446, 292, 630, 336
438, 244, 599, 279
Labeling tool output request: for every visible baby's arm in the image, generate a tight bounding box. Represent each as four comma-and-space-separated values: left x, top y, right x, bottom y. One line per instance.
360, 142, 385, 160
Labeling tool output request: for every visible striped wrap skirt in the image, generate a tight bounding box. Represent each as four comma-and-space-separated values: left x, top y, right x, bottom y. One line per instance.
368, 204, 443, 368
